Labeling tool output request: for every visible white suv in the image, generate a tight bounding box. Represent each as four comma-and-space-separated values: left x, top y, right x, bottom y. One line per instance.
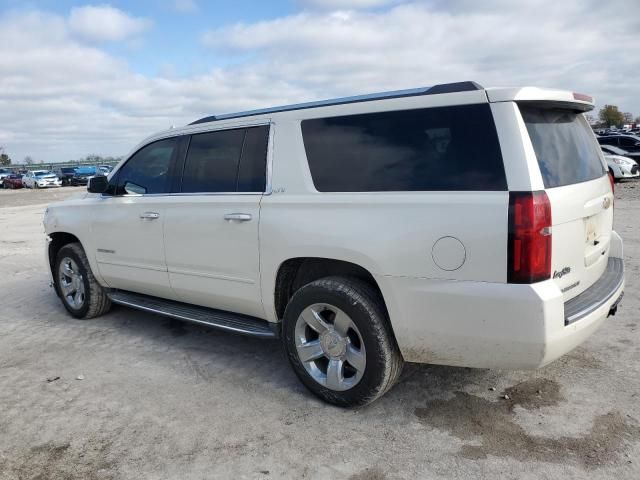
44, 82, 625, 406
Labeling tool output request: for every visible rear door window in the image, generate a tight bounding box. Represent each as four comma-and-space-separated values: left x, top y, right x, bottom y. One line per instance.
181, 126, 269, 193
301, 104, 506, 192
181, 129, 245, 193
520, 106, 605, 188
237, 126, 269, 192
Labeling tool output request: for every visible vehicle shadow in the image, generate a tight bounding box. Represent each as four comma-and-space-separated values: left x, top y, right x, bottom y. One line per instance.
99, 303, 492, 410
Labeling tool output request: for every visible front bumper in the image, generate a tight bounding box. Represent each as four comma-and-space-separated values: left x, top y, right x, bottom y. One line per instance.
614, 164, 639, 178
378, 231, 624, 370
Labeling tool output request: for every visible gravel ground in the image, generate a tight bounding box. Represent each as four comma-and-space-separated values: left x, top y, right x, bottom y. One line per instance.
0, 182, 638, 479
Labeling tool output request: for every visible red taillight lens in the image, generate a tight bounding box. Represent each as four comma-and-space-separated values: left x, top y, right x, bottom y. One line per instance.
508, 191, 552, 283
608, 171, 615, 194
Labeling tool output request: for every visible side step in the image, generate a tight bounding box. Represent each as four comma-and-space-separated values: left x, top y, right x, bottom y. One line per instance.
107, 290, 279, 339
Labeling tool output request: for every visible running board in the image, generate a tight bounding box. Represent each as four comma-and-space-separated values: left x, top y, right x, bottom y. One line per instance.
107, 290, 279, 339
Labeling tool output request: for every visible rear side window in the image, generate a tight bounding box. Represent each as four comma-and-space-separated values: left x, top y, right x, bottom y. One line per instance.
301, 104, 506, 192
597, 137, 617, 146
181, 125, 269, 193
237, 126, 269, 192
520, 106, 606, 188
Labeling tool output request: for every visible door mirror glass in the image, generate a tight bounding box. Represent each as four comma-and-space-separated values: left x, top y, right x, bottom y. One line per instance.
87, 175, 109, 193
124, 181, 147, 195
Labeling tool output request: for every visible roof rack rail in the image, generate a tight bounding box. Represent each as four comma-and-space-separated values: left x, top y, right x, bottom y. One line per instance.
189, 81, 483, 125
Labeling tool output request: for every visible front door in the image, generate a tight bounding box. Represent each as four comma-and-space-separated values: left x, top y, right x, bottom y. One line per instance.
163, 124, 270, 318
91, 137, 181, 300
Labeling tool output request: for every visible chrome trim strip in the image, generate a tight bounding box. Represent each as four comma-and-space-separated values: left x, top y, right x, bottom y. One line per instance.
264, 121, 275, 195
168, 268, 255, 284
97, 260, 167, 272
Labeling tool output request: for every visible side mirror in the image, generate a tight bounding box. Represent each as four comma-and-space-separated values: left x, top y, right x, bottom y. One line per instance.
87, 175, 109, 194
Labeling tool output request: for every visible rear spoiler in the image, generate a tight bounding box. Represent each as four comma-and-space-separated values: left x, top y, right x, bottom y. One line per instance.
485, 87, 594, 112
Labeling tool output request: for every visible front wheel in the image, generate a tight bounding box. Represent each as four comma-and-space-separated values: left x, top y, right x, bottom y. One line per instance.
54, 243, 111, 319
283, 276, 403, 407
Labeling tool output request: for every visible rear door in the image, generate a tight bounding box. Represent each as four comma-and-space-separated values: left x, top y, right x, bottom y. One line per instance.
519, 105, 612, 300
163, 124, 270, 318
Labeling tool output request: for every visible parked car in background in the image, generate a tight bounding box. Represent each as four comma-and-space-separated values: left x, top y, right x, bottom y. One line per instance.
598, 134, 640, 152
98, 165, 113, 174
2, 174, 25, 189
23, 170, 62, 189
600, 144, 640, 163
68, 166, 97, 186
604, 153, 639, 181
54, 167, 79, 186
0, 168, 12, 187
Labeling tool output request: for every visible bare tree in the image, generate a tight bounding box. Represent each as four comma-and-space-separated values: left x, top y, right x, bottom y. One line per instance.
24, 155, 34, 165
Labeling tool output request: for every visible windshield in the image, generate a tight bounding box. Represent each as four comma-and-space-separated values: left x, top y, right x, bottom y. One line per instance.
34, 171, 52, 177
520, 106, 606, 188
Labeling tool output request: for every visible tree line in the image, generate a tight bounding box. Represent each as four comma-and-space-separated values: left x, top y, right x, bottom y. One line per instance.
0, 150, 121, 168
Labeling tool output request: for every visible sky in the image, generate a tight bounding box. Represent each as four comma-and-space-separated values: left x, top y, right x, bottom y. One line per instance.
0, 0, 639, 163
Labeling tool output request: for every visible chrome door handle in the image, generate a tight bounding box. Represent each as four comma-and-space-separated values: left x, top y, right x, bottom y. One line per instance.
140, 212, 160, 220
224, 213, 252, 222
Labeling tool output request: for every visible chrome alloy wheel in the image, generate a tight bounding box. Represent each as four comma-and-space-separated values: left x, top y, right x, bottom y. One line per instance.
294, 303, 366, 391
58, 257, 85, 309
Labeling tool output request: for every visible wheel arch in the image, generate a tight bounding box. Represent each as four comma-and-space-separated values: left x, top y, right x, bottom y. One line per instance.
48, 232, 82, 277
273, 257, 388, 322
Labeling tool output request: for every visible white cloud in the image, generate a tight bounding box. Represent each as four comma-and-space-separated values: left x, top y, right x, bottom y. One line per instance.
174, 0, 198, 13
68, 4, 151, 42
203, 1, 640, 110
1, 1, 639, 163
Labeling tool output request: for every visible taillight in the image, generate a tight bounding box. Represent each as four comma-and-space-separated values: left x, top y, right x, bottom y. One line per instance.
508, 191, 552, 283
608, 171, 615, 194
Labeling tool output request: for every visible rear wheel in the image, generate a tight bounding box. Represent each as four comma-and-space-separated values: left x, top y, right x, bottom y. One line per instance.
54, 243, 111, 319
283, 276, 403, 407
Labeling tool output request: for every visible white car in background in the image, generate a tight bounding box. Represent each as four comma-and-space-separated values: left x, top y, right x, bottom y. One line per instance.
603, 153, 639, 181
23, 170, 62, 189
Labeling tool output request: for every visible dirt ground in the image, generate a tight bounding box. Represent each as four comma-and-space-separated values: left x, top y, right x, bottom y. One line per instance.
0, 183, 638, 479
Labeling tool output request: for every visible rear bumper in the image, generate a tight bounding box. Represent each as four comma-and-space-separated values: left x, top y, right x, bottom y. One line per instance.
379, 231, 624, 369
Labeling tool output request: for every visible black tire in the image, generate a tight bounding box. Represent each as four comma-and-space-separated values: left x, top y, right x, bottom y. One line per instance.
54, 242, 111, 319
283, 276, 403, 407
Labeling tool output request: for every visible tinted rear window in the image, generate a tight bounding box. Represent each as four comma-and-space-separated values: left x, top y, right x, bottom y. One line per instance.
181, 129, 245, 193
237, 126, 269, 192
301, 104, 506, 192
520, 106, 605, 188
181, 126, 269, 193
